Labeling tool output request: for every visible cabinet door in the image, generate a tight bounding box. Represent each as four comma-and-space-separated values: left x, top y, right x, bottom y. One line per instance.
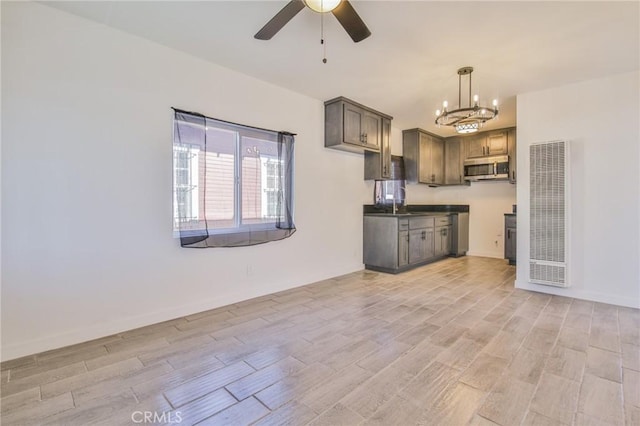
466, 135, 487, 158
381, 118, 391, 178
363, 118, 392, 180
431, 137, 444, 185
343, 103, 364, 146
362, 111, 381, 151
434, 225, 451, 257
505, 227, 517, 263
443, 225, 451, 255
424, 228, 435, 259
409, 229, 427, 264
444, 138, 464, 185
486, 131, 508, 155
508, 128, 517, 183
418, 133, 432, 184
398, 231, 409, 267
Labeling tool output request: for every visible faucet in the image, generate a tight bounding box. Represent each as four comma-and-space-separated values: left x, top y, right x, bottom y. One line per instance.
393, 184, 406, 215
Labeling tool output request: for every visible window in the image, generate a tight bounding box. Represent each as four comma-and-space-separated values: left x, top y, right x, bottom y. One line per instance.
173, 109, 296, 248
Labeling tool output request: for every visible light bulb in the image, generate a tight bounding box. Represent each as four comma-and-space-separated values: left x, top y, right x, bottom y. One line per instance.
492, 99, 498, 107
435, 109, 441, 117
305, 0, 341, 13
443, 101, 448, 109
473, 94, 479, 103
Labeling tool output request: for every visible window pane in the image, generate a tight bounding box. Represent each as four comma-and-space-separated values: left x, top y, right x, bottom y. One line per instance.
241, 136, 282, 225
173, 122, 202, 231
204, 127, 236, 229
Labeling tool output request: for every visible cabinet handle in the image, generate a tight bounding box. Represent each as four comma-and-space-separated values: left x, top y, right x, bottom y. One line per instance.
431, 174, 435, 182
459, 174, 462, 183
482, 146, 485, 155
421, 230, 426, 240
507, 229, 511, 239
512, 171, 515, 180
364, 133, 368, 143
487, 146, 490, 154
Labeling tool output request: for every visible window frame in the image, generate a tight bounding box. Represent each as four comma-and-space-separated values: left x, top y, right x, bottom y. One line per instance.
172, 113, 292, 239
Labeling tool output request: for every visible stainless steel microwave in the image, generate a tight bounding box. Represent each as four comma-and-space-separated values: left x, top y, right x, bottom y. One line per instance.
464, 155, 509, 181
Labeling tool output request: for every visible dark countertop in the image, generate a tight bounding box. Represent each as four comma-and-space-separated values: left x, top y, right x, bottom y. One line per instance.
364, 204, 469, 215
364, 212, 450, 217
504, 213, 517, 216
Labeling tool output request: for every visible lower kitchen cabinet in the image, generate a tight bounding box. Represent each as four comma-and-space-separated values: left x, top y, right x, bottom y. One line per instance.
364, 214, 452, 273
504, 214, 517, 265
434, 219, 452, 257
398, 230, 409, 267
409, 228, 434, 264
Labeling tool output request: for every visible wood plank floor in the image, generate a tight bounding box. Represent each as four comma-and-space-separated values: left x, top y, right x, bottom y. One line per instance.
1, 257, 639, 425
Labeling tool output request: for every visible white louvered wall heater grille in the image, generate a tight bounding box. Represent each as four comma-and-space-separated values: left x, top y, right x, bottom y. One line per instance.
529, 140, 569, 287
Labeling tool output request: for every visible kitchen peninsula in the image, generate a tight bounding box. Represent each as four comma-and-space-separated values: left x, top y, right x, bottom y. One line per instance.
363, 205, 469, 273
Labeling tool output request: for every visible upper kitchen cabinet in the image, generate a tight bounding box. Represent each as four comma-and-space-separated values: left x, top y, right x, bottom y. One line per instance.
465, 130, 508, 158
443, 137, 467, 185
325, 97, 392, 153
364, 117, 392, 180
403, 128, 444, 186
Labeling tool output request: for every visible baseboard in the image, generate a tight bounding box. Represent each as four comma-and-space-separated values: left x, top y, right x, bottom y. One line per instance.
1, 265, 363, 362
466, 250, 504, 259
0, 289, 255, 362
515, 280, 640, 309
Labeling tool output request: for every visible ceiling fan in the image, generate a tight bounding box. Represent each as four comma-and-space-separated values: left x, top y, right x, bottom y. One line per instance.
254, 0, 371, 43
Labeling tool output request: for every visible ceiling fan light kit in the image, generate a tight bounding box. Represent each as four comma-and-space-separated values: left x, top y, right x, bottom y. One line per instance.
304, 0, 341, 13
254, 0, 371, 43
435, 67, 499, 134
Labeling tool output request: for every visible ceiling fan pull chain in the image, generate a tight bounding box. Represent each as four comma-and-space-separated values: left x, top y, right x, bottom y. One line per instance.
321, 5, 327, 63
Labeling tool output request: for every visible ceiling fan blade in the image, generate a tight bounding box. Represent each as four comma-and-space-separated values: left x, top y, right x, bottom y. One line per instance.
332, 0, 371, 43
254, 0, 306, 40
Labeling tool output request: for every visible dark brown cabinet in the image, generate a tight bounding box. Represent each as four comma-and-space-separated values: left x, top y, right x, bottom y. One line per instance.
444, 137, 466, 185
508, 128, 517, 183
486, 131, 509, 155
325, 97, 391, 154
403, 129, 444, 186
398, 230, 409, 267
504, 214, 517, 265
434, 216, 452, 257
464, 130, 508, 158
364, 214, 453, 273
364, 117, 392, 180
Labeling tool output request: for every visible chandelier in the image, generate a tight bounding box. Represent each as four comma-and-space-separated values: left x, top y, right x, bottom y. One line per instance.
435, 67, 498, 134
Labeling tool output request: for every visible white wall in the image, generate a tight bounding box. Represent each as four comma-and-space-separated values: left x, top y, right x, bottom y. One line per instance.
406, 182, 516, 258
516, 71, 640, 308
1, 2, 371, 360
386, 128, 518, 259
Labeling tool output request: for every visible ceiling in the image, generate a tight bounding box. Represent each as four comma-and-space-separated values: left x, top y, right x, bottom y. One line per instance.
43, 1, 639, 136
